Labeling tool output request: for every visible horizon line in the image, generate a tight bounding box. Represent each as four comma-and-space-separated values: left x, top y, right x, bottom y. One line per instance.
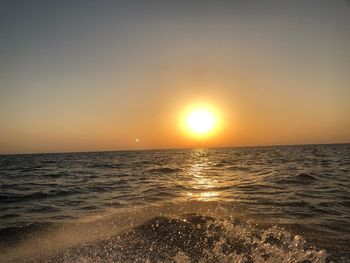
1, 141, 349, 156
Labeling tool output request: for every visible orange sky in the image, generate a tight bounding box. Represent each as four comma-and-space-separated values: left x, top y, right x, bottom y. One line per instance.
0, 1, 349, 154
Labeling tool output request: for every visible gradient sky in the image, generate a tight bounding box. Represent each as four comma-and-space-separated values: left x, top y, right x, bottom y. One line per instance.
1, 0, 349, 154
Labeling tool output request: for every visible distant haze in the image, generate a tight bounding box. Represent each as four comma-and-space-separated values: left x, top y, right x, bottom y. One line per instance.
0, 0, 349, 154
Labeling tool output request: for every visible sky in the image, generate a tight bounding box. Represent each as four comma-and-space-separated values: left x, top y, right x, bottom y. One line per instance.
0, 0, 349, 154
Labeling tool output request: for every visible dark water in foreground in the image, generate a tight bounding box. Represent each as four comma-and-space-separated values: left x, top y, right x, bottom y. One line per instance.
0, 144, 349, 262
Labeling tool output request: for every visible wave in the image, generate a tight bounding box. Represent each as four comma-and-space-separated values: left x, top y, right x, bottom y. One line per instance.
0, 202, 329, 263
296, 173, 318, 181
89, 163, 123, 169
274, 173, 318, 185
147, 167, 183, 173
47, 215, 327, 262
0, 189, 81, 203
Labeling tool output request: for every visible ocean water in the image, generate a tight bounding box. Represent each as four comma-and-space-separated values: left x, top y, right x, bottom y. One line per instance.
0, 144, 349, 262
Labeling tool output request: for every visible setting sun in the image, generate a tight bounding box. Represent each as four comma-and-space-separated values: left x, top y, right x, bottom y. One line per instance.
186, 108, 216, 135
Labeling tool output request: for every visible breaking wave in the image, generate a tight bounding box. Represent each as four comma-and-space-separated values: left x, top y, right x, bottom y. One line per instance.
0, 202, 328, 263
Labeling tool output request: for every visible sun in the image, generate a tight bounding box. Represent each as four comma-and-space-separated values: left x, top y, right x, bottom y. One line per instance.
186, 108, 216, 135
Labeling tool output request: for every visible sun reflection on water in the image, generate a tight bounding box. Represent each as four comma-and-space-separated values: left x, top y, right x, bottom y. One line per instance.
186, 191, 220, 201
184, 149, 222, 201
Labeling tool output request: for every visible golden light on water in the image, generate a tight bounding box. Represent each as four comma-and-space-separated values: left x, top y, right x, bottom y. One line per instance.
187, 191, 220, 201
183, 149, 222, 201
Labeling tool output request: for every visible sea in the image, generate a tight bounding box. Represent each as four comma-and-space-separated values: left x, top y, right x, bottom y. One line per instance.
0, 144, 349, 262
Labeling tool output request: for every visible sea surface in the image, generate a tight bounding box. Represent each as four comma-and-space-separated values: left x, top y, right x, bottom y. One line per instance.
0, 144, 349, 262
